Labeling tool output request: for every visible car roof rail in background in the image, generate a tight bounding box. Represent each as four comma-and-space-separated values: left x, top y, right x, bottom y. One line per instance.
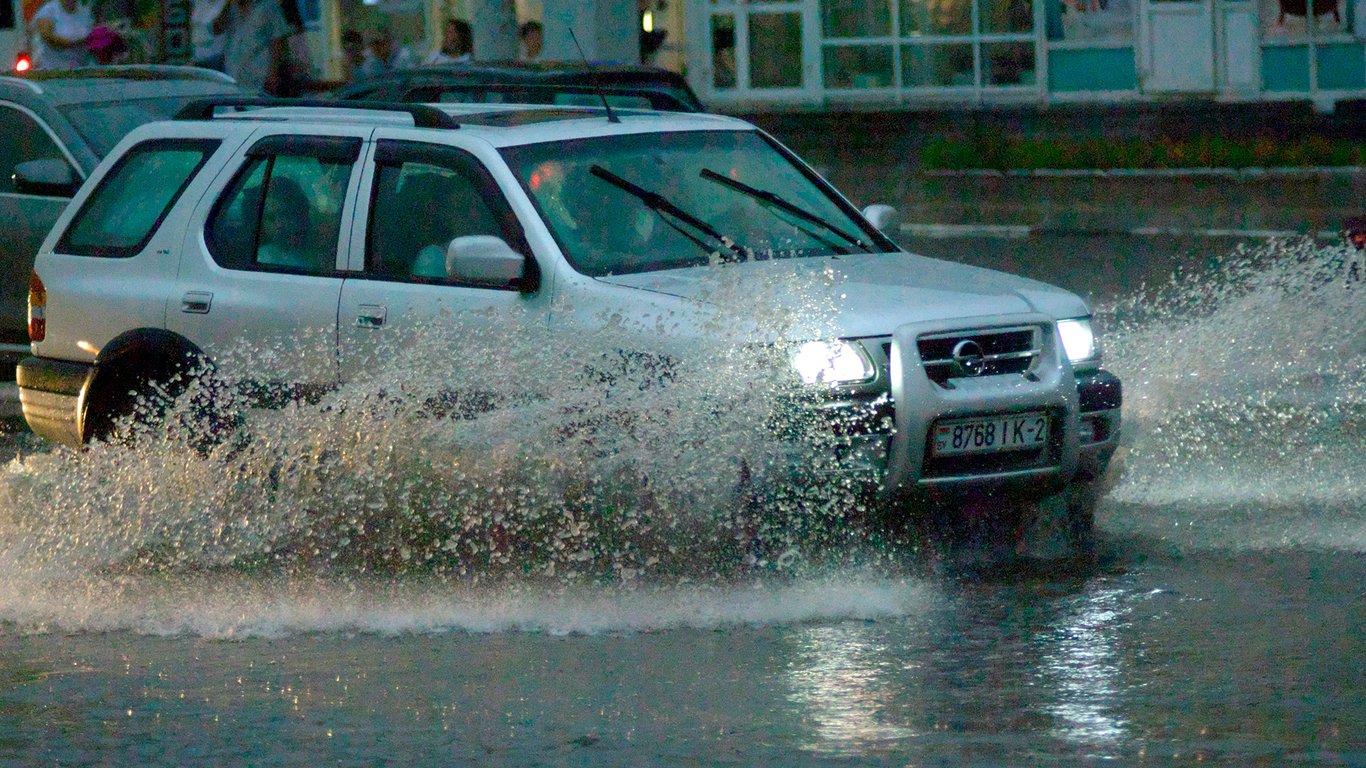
174, 98, 462, 129
0, 76, 45, 94
20, 65, 239, 84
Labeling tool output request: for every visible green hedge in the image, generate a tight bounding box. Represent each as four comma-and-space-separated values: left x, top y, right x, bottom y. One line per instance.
920, 133, 1366, 170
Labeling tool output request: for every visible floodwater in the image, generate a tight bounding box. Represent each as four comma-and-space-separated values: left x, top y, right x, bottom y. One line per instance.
0, 237, 1361, 767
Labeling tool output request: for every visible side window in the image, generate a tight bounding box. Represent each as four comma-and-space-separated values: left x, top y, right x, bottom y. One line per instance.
0, 104, 73, 195
57, 138, 219, 258
206, 136, 359, 275
367, 141, 530, 287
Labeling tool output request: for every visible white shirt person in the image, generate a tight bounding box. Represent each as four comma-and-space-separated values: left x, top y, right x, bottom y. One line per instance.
32, 0, 93, 70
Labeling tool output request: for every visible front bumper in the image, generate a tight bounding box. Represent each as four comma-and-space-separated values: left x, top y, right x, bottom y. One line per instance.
15, 356, 93, 447
818, 319, 1122, 501
1075, 369, 1122, 483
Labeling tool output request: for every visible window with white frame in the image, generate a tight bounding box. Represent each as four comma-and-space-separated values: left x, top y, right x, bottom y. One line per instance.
1045, 0, 1134, 42
820, 0, 1040, 90
1259, 0, 1360, 92
1261, 0, 1352, 37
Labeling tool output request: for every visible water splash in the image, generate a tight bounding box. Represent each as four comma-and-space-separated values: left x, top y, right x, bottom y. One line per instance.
0, 265, 927, 635
0, 570, 933, 639
4, 240, 1358, 637
1097, 238, 1365, 550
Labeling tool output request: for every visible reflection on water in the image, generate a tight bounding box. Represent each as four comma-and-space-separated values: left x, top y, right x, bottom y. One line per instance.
1038, 585, 1131, 747
786, 622, 919, 755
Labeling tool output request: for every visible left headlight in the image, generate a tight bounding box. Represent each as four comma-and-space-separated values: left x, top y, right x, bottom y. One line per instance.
1057, 317, 1100, 366
791, 340, 875, 385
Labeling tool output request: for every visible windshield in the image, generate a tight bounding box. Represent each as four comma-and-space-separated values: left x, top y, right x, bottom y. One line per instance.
501, 130, 891, 277
60, 96, 216, 157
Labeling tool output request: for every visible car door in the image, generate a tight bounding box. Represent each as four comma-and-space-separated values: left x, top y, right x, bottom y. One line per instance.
168, 128, 371, 394
0, 102, 83, 352
337, 135, 550, 392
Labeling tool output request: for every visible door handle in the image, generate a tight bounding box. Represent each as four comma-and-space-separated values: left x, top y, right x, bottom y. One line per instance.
181, 291, 213, 314
357, 304, 387, 328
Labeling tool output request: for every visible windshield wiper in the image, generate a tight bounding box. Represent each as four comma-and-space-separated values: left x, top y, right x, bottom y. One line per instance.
699, 168, 872, 254
589, 165, 748, 261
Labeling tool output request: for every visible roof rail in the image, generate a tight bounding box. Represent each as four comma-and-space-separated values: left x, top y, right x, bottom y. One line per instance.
19, 65, 239, 84
174, 98, 462, 129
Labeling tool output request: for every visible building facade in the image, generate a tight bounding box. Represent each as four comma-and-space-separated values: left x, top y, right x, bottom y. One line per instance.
4, 0, 1364, 110
682, 0, 1366, 109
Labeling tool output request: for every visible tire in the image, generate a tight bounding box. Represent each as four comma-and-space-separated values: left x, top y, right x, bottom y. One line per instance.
83, 353, 231, 449
1061, 479, 1101, 548
83, 362, 172, 444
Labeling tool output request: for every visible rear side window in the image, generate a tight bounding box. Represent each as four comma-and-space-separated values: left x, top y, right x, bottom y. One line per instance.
205, 135, 361, 275
58, 138, 219, 258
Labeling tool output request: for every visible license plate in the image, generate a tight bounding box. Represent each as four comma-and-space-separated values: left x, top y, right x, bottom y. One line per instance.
932, 412, 1049, 456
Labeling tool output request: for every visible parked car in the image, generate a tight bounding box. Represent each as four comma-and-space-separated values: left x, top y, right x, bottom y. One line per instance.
0, 65, 246, 417
16, 99, 1120, 536
329, 61, 705, 112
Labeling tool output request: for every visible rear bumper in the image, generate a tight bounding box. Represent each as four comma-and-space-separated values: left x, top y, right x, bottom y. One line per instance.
16, 356, 92, 447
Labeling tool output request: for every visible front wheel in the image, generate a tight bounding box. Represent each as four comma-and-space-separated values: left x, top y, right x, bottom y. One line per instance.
1059, 478, 1102, 548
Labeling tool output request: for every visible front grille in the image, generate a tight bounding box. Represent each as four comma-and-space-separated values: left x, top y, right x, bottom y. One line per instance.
914, 326, 1041, 387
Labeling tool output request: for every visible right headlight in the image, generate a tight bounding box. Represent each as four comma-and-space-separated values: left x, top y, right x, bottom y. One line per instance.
1057, 317, 1100, 367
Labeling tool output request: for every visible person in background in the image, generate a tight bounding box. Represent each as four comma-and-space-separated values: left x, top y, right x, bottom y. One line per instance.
86, 23, 127, 64
339, 28, 365, 81
424, 18, 472, 65
357, 25, 416, 78
220, 0, 292, 94
275, 0, 318, 96
518, 20, 542, 61
190, 0, 228, 70
31, 0, 93, 69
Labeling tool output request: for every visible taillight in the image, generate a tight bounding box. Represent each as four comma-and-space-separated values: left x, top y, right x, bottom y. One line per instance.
14, 51, 31, 73
28, 271, 46, 342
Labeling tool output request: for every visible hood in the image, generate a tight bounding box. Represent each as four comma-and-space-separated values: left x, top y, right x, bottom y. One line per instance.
593, 252, 1091, 340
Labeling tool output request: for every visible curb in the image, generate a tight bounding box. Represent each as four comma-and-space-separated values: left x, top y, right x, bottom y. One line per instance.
920, 166, 1366, 179
899, 223, 1343, 239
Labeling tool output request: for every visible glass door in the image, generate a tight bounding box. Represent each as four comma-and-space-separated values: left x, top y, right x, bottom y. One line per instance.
1141, 0, 1217, 90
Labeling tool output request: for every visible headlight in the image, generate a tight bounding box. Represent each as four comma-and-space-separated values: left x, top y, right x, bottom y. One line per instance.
1057, 318, 1099, 365
791, 340, 875, 385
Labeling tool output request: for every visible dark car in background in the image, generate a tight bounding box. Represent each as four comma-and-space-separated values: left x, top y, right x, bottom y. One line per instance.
329, 61, 704, 112
0, 65, 246, 417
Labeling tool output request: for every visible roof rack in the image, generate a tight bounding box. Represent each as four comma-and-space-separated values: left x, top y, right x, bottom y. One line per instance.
174, 98, 461, 129
16, 64, 238, 84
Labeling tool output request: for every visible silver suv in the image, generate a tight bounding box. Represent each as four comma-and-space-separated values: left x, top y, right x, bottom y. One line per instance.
17, 99, 1121, 534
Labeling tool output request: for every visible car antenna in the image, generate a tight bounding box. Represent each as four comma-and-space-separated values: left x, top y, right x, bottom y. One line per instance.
568, 27, 621, 124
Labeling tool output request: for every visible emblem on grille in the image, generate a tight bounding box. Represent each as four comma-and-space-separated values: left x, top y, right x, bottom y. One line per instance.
951, 339, 986, 376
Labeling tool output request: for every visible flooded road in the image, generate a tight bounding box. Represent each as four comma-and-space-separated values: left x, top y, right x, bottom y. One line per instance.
0, 548, 1359, 766
0, 235, 1361, 766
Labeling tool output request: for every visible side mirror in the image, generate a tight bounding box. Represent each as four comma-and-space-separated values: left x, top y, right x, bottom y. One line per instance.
862, 204, 899, 233
13, 158, 79, 197
446, 235, 526, 287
